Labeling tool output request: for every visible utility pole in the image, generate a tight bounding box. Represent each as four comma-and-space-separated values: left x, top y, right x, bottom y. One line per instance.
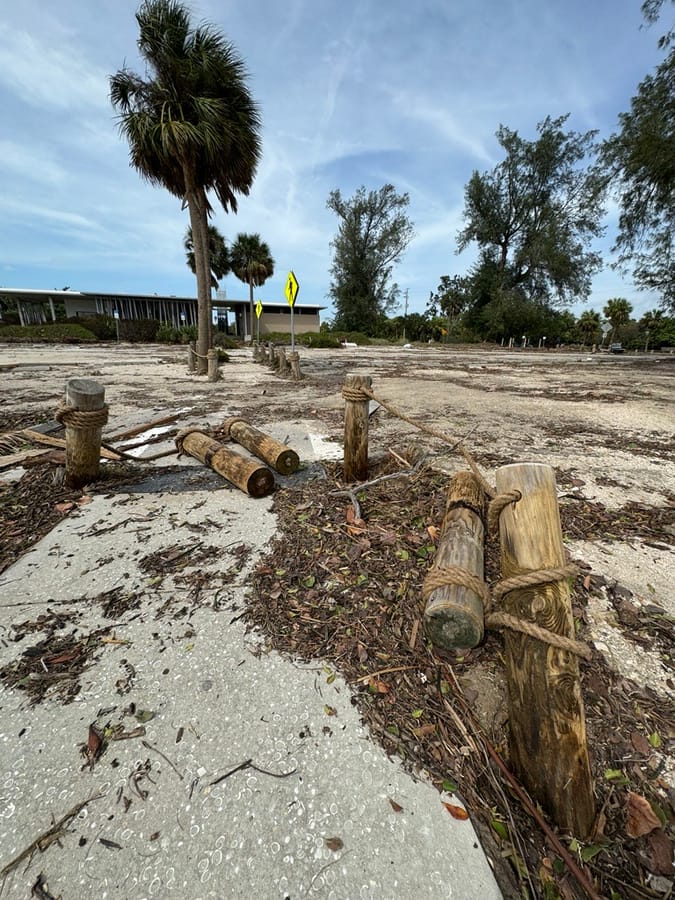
402, 288, 409, 341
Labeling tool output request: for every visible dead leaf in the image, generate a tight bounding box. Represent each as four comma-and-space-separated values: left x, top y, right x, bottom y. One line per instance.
388, 798, 403, 813
324, 705, 337, 717
626, 791, 661, 838
87, 724, 102, 759
630, 731, 651, 755
412, 724, 436, 738
55, 501, 75, 513
357, 643, 368, 663
583, 574, 592, 590
324, 836, 344, 852
443, 802, 469, 820
427, 525, 441, 541
367, 678, 389, 694
77, 495, 93, 505
645, 829, 674, 876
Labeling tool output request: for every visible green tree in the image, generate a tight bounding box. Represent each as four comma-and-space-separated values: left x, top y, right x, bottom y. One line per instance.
184, 225, 230, 289
428, 275, 471, 340
327, 184, 414, 333
229, 233, 275, 339
458, 115, 606, 306
577, 309, 601, 347
600, 48, 674, 310
603, 297, 633, 343
110, 0, 261, 372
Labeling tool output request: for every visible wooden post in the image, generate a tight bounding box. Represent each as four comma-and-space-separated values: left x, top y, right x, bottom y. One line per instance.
343, 373, 372, 482
225, 418, 300, 475
424, 471, 485, 649
276, 347, 289, 375
207, 348, 219, 382
187, 342, 196, 373
288, 351, 302, 380
494, 462, 594, 838
178, 430, 274, 497
267, 343, 277, 370
61, 378, 107, 488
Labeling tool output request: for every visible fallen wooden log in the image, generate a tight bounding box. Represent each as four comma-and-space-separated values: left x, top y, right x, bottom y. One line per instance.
423, 471, 486, 650
177, 430, 274, 497
223, 418, 299, 476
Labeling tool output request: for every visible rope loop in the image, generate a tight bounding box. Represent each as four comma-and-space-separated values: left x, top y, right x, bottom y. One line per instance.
493, 564, 578, 602
55, 404, 109, 430
422, 565, 491, 607
487, 490, 522, 534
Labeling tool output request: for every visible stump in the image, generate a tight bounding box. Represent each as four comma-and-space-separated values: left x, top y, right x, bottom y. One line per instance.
424, 471, 486, 649
207, 348, 219, 382
343, 373, 372, 482
276, 347, 289, 375
225, 418, 300, 475
494, 462, 594, 838
60, 378, 107, 488
178, 430, 274, 497
288, 351, 302, 380
267, 344, 277, 370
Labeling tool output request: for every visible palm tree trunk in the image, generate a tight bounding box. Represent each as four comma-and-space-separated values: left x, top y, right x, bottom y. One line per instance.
249, 278, 254, 343
185, 177, 212, 374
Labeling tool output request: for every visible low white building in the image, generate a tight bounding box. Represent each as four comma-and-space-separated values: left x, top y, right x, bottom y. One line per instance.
0, 288, 323, 337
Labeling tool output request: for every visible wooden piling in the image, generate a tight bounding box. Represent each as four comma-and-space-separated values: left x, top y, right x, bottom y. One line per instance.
288, 351, 302, 380
178, 430, 274, 497
343, 373, 372, 482
225, 418, 300, 475
267, 344, 277, 369
60, 378, 107, 488
494, 462, 594, 838
207, 348, 219, 382
276, 347, 289, 375
187, 342, 196, 373
424, 471, 486, 649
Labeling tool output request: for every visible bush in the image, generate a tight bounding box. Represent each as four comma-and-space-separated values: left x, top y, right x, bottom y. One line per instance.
118, 318, 160, 342
213, 333, 240, 350
297, 332, 341, 348
334, 331, 372, 345
216, 348, 230, 363
66, 314, 116, 340
0, 323, 97, 342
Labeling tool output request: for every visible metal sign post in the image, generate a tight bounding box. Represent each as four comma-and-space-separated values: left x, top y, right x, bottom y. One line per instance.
285, 271, 299, 351
113, 309, 120, 343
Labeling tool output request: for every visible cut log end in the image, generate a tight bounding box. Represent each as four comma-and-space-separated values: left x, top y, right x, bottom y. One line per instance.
246, 467, 275, 497
276, 449, 300, 475
425, 606, 484, 650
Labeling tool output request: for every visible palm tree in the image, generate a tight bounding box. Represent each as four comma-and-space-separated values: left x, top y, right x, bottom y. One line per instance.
603, 297, 633, 344
184, 225, 230, 289
230, 233, 275, 339
110, 0, 261, 373
577, 309, 601, 348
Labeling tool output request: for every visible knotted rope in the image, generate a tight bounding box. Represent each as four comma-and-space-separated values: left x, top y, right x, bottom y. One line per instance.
342, 383, 591, 658
422, 561, 590, 659
55, 404, 109, 430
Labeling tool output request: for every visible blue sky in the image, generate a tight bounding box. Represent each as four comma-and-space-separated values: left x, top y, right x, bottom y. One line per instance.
0, 0, 671, 321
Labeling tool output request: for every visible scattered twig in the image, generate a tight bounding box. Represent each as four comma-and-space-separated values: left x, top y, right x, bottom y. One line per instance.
0, 794, 102, 880
141, 739, 184, 781
210, 758, 297, 787
353, 665, 418, 684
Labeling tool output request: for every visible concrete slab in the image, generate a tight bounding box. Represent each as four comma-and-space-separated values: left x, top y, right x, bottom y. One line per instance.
0, 446, 502, 897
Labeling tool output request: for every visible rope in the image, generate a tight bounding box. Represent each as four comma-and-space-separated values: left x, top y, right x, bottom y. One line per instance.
174, 426, 211, 454
485, 611, 592, 659
342, 384, 495, 497
487, 490, 522, 534
342, 379, 590, 658
55, 404, 109, 430
220, 416, 248, 439
424, 561, 590, 658
422, 566, 491, 606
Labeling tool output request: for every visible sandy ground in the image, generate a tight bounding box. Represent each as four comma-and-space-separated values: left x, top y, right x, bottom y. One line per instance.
1, 341, 673, 737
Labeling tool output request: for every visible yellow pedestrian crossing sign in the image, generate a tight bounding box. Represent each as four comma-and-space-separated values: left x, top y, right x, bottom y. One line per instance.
285, 271, 299, 307
255, 299, 263, 319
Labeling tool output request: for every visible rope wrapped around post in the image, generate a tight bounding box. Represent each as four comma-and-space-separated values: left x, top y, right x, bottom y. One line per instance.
55, 404, 109, 430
